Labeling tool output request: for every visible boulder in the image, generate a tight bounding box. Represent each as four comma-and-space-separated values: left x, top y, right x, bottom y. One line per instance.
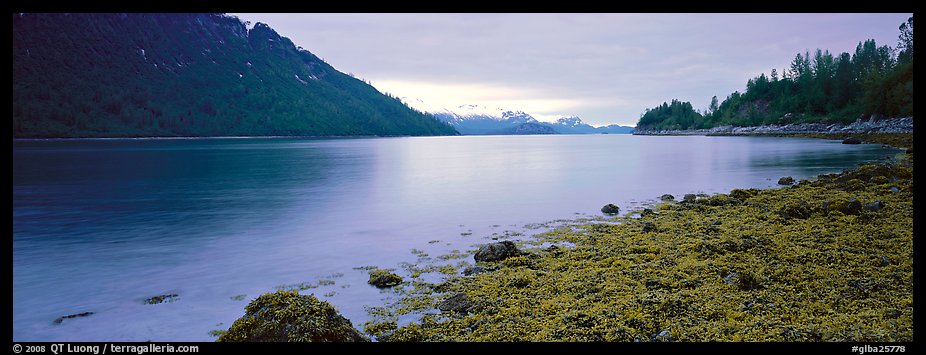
368, 270, 403, 288
842, 137, 862, 144
653, 330, 676, 342
779, 201, 811, 219
777, 176, 795, 185
437, 292, 474, 315
822, 198, 862, 215
218, 290, 369, 342
683, 194, 697, 202
729, 189, 754, 201
863, 200, 885, 212
601, 203, 621, 214
660, 194, 675, 201
474, 241, 521, 262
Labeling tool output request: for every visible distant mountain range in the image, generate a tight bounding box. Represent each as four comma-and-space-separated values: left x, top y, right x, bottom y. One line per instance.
412, 101, 634, 135
12, 13, 458, 137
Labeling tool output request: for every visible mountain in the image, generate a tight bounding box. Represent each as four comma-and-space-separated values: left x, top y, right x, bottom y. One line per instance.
432, 104, 537, 135
12, 13, 458, 138
546, 116, 634, 134
595, 124, 635, 134
548, 116, 597, 134
427, 102, 633, 135
489, 122, 559, 135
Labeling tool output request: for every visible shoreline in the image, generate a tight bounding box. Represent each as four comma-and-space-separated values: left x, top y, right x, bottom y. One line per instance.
214, 133, 914, 342
355, 133, 915, 341
633, 117, 913, 136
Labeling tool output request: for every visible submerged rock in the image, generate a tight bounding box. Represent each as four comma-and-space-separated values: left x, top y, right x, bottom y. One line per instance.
474, 241, 521, 262
218, 290, 369, 342
778, 176, 795, 185
842, 136, 867, 144
601, 204, 621, 214
144, 293, 178, 304
53, 311, 94, 325
368, 270, 403, 288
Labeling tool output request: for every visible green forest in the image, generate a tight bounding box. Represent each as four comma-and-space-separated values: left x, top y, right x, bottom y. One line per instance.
636, 16, 913, 131
12, 13, 458, 138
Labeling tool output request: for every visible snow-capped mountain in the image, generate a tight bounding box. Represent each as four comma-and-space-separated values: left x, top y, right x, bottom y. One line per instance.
548, 115, 634, 134
400, 97, 633, 135
421, 102, 540, 135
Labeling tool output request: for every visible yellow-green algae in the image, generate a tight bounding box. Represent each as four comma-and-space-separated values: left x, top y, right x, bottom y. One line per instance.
219, 290, 369, 342
364, 134, 912, 342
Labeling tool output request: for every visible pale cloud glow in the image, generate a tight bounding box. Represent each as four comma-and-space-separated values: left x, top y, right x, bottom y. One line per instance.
374, 79, 593, 122
232, 13, 912, 127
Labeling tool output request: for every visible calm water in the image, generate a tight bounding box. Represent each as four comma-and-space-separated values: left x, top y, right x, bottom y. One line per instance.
12, 135, 899, 341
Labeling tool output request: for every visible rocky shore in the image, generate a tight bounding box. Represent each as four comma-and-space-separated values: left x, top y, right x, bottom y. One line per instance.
219, 133, 913, 342
633, 117, 913, 136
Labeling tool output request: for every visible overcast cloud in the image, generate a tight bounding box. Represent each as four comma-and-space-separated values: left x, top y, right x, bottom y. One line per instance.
232, 13, 911, 127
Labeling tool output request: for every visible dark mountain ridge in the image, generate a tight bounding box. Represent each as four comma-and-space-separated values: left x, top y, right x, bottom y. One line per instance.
13, 13, 458, 137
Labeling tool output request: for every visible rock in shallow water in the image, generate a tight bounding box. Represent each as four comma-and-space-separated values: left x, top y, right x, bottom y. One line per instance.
660, 194, 675, 201
474, 241, 521, 262
842, 136, 862, 144
53, 311, 94, 325
218, 290, 368, 342
368, 270, 403, 288
601, 203, 621, 214
144, 293, 178, 304
778, 176, 795, 185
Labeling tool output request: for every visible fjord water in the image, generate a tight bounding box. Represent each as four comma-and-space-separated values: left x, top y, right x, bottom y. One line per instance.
13, 135, 898, 341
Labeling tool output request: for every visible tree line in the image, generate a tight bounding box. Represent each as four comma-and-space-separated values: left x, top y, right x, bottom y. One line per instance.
637, 16, 913, 131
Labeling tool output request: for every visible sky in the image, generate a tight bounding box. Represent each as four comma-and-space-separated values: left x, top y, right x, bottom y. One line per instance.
232, 13, 911, 127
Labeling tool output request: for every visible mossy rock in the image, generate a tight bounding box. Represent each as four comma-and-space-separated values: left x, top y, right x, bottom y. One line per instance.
218, 291, 369, 342
822, 198, 862, 215
368, 270, 403, 288
729, 188, 757, 201
778, 200, 812, 219
660, 194, 675, 201
698, 194, 738, 206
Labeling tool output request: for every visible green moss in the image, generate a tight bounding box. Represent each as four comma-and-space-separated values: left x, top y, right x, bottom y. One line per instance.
217, 290, 369, 342
368, 156, 913, 341
368, 269, 403, 288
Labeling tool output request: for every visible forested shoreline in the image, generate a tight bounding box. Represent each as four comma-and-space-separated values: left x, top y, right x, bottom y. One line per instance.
636, 17, 913, 131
